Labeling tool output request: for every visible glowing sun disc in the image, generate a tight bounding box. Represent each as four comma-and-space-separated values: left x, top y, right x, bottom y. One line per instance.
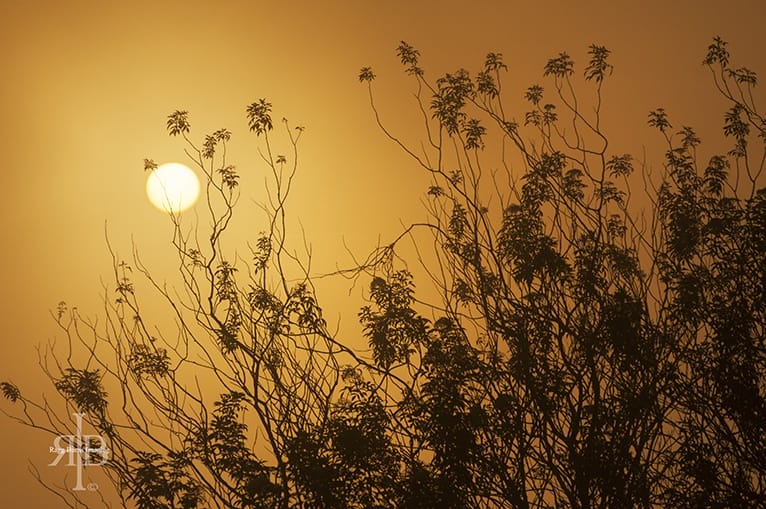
146, 162, 200, 213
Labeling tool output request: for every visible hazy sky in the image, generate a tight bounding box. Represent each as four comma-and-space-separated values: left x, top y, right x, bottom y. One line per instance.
1, 0, 764, 505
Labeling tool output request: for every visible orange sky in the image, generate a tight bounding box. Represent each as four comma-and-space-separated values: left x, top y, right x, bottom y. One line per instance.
1, 0, 765, 505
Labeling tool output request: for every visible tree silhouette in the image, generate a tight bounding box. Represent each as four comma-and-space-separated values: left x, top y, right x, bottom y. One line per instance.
2, 37, 765, 508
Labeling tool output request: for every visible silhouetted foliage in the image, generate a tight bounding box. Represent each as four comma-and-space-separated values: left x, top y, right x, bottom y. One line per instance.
2, 37, 765, 508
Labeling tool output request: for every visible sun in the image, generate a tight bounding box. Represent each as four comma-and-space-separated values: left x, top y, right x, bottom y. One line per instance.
146, 162, 200, 213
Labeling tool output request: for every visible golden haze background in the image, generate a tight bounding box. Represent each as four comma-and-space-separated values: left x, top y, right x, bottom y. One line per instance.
1, 0, 765, 505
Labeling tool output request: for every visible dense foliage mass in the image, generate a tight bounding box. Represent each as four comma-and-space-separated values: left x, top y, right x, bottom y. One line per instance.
2, 37, 765, 508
